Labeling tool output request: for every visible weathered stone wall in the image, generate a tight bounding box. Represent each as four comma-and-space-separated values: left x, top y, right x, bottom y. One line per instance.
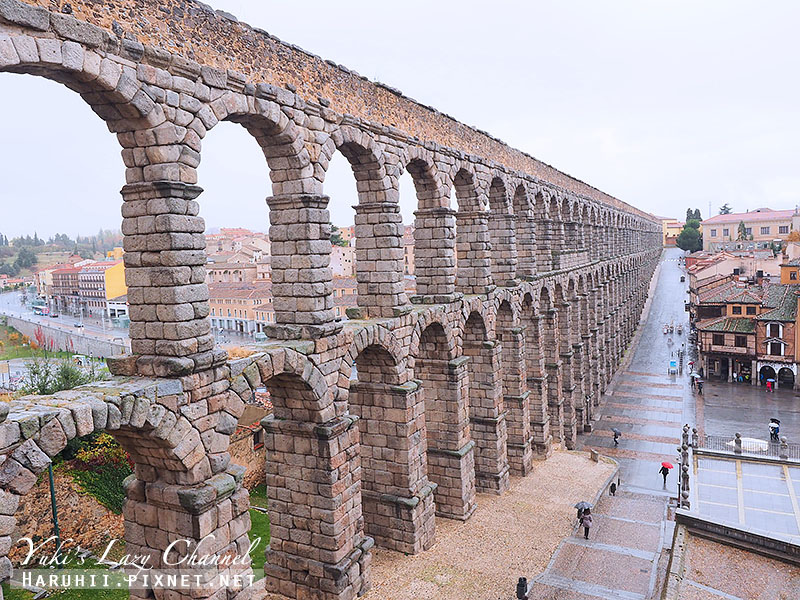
5, 315, 129, 357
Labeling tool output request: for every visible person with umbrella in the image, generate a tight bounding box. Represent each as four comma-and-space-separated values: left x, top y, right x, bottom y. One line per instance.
769, 418, 781, 442
611, 427, 621, 447
575, 500, 591, 522
659, 462, 673, 487
580, 508, 593, 539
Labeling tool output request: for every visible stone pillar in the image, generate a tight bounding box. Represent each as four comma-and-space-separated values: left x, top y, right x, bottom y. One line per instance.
464, 340, 511, 493
420, 356, 477, 520
558, 300, 577, 450
488, 211, 519, 286
266, 194, 339, 339
262, 414, 371, 599
516, 214, 538, 279
455, 210, 494, 295
121, 181, 214, 378
552, 219, 566, 270
123, 469, 254, 600
501, 328, 534, 476
353, 202, 409, 318
536, 218, 554, 272
524, 315, 552, 459
350, 380, 436, 554
543, 308, 564, 443
413, 207, 458, 303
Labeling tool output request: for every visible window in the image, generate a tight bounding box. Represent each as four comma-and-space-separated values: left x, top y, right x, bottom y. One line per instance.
723, 228, 729, 237
745, 227, 752, 235
770, 342, 783, 356
761, 226, 770, 235
734, 335, 747, 348
712, 333, 725, 345
746, 306, 757, 315
732, 306, 742, 314
710, 229, 717, 237
768, 323, 781, 338
780, 226, 789, 234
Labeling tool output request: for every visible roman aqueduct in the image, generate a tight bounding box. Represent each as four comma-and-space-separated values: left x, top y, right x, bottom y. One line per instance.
0, 1, 662, 598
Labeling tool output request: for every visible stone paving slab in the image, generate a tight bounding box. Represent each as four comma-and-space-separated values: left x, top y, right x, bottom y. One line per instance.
588, 515, 661, 552
592, 429, 680, 445
617, 379, 683, 389
549, 542, 653, 596
527, 581, 610, 600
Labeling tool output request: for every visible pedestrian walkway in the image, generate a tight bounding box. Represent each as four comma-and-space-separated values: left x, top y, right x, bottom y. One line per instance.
528, 248, 691, 599
528, 489, 667, 600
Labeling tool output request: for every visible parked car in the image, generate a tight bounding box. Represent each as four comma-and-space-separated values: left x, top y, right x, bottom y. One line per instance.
50, 313, 59, 318
73, 322, 84, 328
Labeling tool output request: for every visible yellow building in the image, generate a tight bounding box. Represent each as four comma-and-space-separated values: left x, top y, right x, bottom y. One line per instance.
78, 260, 127, 316
657, 217, 686, 246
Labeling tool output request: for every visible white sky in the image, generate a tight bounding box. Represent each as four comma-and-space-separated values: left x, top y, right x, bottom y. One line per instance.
1, 0, 799, 238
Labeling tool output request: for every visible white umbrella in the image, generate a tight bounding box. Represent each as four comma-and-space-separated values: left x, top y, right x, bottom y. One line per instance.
726, 437, 769, 452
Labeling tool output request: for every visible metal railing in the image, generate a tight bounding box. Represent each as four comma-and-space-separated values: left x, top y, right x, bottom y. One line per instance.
698, 434, 800, 461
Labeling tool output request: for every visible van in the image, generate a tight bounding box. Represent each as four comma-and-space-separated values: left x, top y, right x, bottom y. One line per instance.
254, 332, 268, 342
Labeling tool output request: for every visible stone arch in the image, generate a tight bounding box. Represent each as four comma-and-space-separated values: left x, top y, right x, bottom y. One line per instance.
487, 175, 518, 285
0, 377, 255, 599
513, 183, 536, 279
346, 337, 435, 554
452, 166, 492, 294
413, 320, 476, 519
212, 90, 313, 195
320, 127, 407, 318
399, 147, 455, 299
409, 309, 458, 369
462, 310, 510, 493
522, 289, 551, 458
338, 324, 407, 392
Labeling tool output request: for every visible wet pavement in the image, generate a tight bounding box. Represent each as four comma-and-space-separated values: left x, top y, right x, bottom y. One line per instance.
529, 248, 690, 599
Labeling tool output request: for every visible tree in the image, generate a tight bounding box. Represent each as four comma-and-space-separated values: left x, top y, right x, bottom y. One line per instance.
737, 221, 748, 241
685, 208, 702, 222
676, 221, 703, 252
330, 223, 348, 247
14, 247, 37, 270
787, 231, 800, 242
719, 204, 732, 215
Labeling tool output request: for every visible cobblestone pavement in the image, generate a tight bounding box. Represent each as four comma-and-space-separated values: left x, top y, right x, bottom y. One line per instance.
363, 452, 615, 600
529, 249, 689, 599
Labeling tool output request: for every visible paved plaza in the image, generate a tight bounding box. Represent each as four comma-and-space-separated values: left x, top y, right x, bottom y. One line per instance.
693, 455, 800, 541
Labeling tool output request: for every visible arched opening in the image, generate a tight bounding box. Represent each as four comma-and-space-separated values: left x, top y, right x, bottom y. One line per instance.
778, 367, 795, 389
324, 135, 407, 319
513, 184, 536, 279
261, 366, 370, 598
487, 177, 518, 286
496, 300, 532, 475
534, 191, 552, 272
540, 287, 564, 443
453, 169, 492, 295
414, 322, 476, 519
198, 118, 272, 341
402, 157, 455, 301
522, 293, 551, 458
463, 311, 509, 492
348, 343, 435, 553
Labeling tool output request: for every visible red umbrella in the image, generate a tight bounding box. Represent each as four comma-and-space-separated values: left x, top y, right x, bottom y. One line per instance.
661, 462, 674, 469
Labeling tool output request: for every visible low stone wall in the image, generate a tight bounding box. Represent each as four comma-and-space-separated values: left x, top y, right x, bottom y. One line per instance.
5, 315, 129, 358
675, 508, 800, 566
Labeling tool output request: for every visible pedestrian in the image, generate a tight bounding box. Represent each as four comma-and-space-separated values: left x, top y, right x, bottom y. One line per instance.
690, 376, 695, 389
659, 465, 670, 487
697, 380, 703, 394
609, 482, 617, 496
769, 422, 778, 442
766, 380, 773, 393
580, 508, 593, 540
613, 431, 620, 446
732, 371, 737, 384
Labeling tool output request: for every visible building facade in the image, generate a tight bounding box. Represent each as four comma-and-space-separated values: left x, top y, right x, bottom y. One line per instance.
702, 208, 800, 252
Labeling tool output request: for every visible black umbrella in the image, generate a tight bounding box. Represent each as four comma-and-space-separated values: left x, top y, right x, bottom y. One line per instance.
574, 501, 592, 510
611, 428, 621, 436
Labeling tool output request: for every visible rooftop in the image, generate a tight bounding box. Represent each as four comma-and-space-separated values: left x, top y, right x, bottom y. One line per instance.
702, 208, 796, 225
698, 316, 756, 334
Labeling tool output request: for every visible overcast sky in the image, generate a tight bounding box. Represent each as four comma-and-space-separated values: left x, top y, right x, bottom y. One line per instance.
1, 0, 799, 238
